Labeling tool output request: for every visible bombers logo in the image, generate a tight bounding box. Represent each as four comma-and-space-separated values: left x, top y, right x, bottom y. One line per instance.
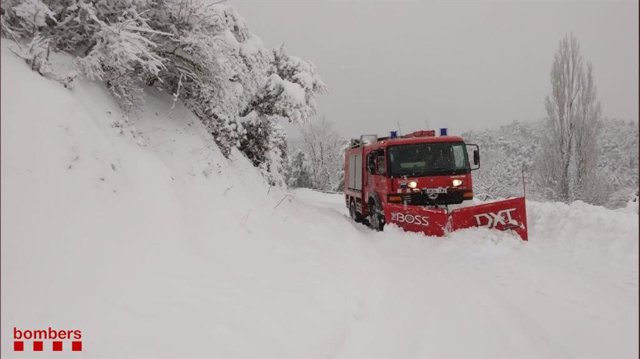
391, 212, 429, 227
12, 327, 82, 352
474, 208, 519, 228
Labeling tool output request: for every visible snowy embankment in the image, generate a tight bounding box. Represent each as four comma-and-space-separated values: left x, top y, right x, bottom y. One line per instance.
2, 42, 638, 358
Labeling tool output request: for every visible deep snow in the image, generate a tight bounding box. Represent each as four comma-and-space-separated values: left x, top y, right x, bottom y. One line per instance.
1, 41, 638, 358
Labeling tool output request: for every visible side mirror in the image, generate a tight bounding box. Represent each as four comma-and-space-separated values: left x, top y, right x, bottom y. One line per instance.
467, 144, 480, 170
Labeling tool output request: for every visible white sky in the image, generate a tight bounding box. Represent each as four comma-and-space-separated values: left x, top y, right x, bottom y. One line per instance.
231, 0, 638, 138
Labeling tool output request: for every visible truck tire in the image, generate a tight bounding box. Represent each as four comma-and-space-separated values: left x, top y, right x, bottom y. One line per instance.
349, 199, 363, 223
369, 200, 385, 231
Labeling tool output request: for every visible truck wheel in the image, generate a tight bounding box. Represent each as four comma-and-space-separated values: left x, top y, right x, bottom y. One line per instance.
369, 201, 385, 231
349, 200, 362, 223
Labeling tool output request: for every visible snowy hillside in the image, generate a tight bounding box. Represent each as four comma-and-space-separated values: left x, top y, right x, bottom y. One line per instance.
2, 42, 639, 358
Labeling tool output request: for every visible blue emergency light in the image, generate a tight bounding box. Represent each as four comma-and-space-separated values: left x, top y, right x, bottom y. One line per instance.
440, 128, 448, 136
390, 131, 398, 139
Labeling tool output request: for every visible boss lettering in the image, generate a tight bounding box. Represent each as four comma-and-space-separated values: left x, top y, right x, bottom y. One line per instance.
391, 212, 430, 227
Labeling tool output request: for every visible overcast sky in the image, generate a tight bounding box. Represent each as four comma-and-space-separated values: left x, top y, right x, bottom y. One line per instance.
231, 0, 638, 138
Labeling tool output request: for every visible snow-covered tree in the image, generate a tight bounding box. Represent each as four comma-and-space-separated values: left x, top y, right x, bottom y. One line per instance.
2, 0, 55, 37
286, 149, 313, 188
535, 33, 602, 203
75, 3, 168, 110
236, 45, 326, 183
1, 0, 327, 184
298, 117, 345, 191
148, 2, 272, 155
462, 121, 539, 200
333, 141, 350, 192
573, 63, 602, 203
239, 114, 288, 186
463, 117, 637, 208
246, 45, 327, 124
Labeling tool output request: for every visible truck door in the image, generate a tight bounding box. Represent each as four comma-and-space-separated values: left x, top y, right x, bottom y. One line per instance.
366, 149, 388, 204
373, 150, 388, 195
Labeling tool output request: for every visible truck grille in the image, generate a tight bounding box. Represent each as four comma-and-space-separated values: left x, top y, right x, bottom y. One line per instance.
402, 190, 465, 206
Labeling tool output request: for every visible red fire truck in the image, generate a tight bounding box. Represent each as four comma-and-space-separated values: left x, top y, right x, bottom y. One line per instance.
343, 129, 528, 240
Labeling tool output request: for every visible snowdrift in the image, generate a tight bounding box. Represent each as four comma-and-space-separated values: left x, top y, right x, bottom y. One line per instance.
2, 42, 638, 358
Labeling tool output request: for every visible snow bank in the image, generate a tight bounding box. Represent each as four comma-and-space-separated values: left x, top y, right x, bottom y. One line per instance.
295, 190, 639, 358
2, 42, 638, 358
1, 42, 367, 357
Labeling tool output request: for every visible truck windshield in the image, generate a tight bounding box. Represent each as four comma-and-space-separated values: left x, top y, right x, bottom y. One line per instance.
388, 142, 469, 177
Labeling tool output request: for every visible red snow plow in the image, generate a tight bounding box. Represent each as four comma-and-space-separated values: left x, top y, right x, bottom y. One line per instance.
344, 129, 528, 241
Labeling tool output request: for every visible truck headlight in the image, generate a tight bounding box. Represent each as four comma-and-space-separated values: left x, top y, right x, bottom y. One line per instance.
452, 179, 463, 187
408, 181, 417, 189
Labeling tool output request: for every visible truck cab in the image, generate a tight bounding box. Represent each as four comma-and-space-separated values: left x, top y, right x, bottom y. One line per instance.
344, 130, 480, 230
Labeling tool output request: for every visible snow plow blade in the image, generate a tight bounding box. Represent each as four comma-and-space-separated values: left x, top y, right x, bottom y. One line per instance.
449, 197, 528, 241
384, 197, 528, 241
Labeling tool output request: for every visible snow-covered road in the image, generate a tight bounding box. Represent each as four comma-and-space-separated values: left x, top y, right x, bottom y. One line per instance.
292, 189, 639, 357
